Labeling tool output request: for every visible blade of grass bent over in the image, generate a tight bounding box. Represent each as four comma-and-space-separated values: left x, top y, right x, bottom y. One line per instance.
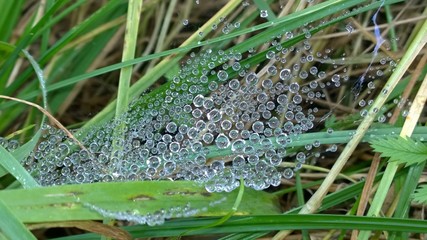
274, 8, 427, 240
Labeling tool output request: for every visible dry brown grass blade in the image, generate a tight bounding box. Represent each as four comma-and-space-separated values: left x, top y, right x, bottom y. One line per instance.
0, 95, 86, 150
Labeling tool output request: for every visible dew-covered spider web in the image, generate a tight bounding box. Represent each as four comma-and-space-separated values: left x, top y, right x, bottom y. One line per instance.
2, 0, 416, 217
8, 0, 411, 196
2, 0, 420, 225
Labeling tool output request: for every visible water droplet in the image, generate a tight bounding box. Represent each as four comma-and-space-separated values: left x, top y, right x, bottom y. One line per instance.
266, 50, 275, 59
289, 83, 300, 93
282, 168, 294, 179
232, 155, 246, 169
217, 70, 228, 81
215, 134, 230, 149
279, 69, 292, 81
326, 144, 338, 152
260, 10, 268, 18
246, 72, 259, 85
345, 23, 354, 34
331, 74, 340, 83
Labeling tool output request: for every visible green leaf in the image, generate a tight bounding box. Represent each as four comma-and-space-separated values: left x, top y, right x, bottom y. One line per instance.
413, 184, 427, 205
369, 136, 427, 166
0, 181, 280, 223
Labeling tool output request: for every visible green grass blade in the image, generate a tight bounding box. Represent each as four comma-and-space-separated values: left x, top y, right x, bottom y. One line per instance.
0, 146, 39, 188
0, 0, 69, 88
1, 0, 87, 95
388, 162, 426, 240
115, 0, 142, 116
0, 199, 36, 240
53, 214, 427, 239
232, 170, 405, 240
0, 0, 25, 42
252, 0, 277, 21
0, 181, 280, 223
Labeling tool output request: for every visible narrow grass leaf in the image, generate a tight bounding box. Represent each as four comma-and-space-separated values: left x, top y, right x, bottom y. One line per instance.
0, 0, 25, 42
388, 162, 426, 240
0, 0, 69, 88
0, 146, 39, 188
53, 214, 427, 239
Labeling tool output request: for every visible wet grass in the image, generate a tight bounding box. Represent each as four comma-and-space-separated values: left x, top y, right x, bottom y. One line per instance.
0, 0, 426, 239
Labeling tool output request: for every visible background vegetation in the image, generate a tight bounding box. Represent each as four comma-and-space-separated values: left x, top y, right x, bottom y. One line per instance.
0, 0, 426, 239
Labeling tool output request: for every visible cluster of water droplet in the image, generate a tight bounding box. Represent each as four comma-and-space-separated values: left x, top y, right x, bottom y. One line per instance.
23, 40, 334, 192
0, 137, 20, 152
82, 199, 225, 226
21, 13, 401, 193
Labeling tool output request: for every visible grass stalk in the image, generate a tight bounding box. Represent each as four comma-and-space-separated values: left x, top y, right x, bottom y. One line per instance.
295, 172, 310, 240
114, 0, 142, 118
151, 0, 177, 60
384, 5, 398, 52
178, 178, 245, 238
110, 0, 142, 171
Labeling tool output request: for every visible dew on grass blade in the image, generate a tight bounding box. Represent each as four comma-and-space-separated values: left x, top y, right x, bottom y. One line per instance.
260, 10, 268, 18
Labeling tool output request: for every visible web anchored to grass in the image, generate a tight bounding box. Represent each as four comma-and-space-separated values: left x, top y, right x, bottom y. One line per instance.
0, 0, 426, 239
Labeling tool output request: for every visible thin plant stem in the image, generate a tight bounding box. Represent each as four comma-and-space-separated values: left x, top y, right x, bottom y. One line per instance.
384, 5, 398, 51
0, 95, 85, 150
